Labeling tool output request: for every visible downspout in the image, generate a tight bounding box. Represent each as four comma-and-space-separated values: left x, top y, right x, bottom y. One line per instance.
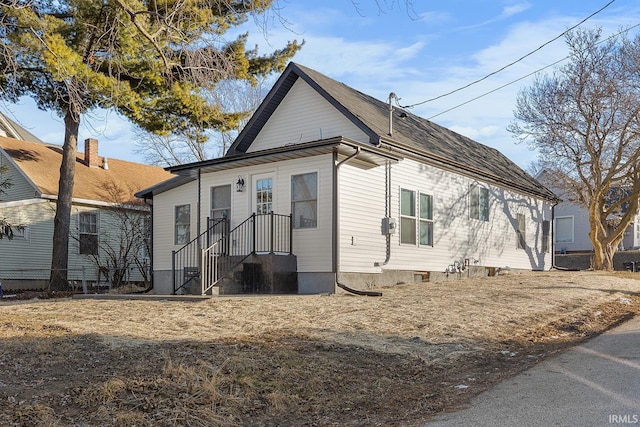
333, 146, 382, 296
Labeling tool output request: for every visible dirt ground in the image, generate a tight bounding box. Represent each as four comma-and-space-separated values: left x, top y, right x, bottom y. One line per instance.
1, 270, 640, 426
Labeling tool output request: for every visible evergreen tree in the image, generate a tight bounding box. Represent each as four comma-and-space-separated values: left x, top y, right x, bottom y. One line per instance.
0, 0, 300, 289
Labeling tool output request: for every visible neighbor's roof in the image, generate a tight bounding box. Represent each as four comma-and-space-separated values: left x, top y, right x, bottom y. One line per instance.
227, 62, 557, 201
0, 112, 46, 143
0, 135, 175, 204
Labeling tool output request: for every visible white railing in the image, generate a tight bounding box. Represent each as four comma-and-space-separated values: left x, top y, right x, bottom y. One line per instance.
201, 241, 220, 295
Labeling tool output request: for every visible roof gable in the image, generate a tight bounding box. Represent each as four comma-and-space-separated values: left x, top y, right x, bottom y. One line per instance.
0, 113, 47, 143
0, 135, 175, 204
227, 62, 556, 201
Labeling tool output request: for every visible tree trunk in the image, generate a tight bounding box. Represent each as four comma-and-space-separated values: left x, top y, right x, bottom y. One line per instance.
588, 200, 612, 271
49, 112, 80, 290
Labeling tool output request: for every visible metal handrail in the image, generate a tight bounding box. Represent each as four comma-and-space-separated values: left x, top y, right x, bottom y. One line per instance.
198, 212, 293, 294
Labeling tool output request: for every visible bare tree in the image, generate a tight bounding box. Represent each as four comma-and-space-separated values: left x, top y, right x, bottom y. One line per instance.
76, 180, 151, 289
509, 28, 640, 270
134, 76, 270, 166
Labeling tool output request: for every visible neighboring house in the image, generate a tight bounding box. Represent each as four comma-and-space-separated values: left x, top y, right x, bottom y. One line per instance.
137, 62, 559, 295
0, 114, 175, 289
538, 170, 640, 253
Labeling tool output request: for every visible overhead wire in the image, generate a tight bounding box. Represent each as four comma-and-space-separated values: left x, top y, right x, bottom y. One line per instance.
427, 22, 640, 120
399, 0, 617, 111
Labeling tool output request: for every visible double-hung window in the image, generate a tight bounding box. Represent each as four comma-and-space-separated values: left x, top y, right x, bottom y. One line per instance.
211, 185, 231, 220
292, 172, 318, 229
79, 211, 98, 255
419, 193, 433, 246
400, 189, 416, 245
175, 204, 191, 245
470, 184, 489, 221
401, 189, 434, 246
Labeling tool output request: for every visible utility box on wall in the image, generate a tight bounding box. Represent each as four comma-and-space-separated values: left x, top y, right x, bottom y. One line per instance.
381, 217, 397, 235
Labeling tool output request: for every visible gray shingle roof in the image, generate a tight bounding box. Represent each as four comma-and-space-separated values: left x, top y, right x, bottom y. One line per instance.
0, 112, 46, 143
228, 62, 557, 201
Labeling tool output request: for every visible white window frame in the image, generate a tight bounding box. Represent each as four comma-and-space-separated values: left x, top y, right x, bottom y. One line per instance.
79, 211, 99, 255
291, 172, 318, 229
175, 204, 191, 245
255, 176, 273, 215
400, 188, 416, 245
401, 189, 434, 247
210, 185, 231, 220
419, 192, 434, 247
469, 184, 489, 221
554, 216, 574, 244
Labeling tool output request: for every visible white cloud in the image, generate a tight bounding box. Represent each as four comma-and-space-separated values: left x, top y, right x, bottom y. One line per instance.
501, 2, 531, 19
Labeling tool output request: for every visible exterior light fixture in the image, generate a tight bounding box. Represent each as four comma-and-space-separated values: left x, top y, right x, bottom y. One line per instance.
236, 176, 245, 192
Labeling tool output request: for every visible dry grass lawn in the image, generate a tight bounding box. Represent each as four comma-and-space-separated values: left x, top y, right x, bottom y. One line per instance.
1, 270, 640, 426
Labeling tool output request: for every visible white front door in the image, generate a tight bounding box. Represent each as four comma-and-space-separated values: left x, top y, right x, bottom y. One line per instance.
252, 173, 275, 252
252, 173, 274, 215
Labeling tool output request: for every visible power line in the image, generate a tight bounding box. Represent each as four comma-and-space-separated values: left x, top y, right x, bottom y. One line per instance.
426, 22, 640, 120
401, 0, 616, 109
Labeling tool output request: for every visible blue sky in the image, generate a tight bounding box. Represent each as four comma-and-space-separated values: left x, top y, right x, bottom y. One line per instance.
2, 0, 639, 169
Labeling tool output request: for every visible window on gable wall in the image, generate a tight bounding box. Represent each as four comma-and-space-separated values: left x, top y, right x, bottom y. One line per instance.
469, 184, 489, 221
516, 213, 526, 249
79, 211, 98, 255
401, 189, 434, 246
175, 204, 190, 245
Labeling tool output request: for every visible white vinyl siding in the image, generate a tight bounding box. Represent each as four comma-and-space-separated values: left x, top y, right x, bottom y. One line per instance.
153, 180, 198, 269
247, 80, 369, 152
516, 213, 526, 250
152, 155, 334, 276
338, 163, 387, 273
340, 158, 553, 273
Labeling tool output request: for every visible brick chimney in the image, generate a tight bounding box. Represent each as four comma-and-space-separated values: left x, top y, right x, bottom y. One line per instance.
84, 138, 99, 168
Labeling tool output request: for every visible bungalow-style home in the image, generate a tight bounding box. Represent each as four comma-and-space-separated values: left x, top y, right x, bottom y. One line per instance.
137, 62, 559, 295
0, 113, 175, 290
